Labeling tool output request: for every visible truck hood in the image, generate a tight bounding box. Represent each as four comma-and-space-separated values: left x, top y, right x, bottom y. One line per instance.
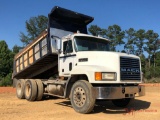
75, 51, 141, 83
76, 51, 140, 72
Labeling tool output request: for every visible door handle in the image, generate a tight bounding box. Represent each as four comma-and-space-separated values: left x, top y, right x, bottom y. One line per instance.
69, 62, 72, 71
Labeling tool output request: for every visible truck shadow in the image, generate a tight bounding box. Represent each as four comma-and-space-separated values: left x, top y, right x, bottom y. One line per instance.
93, 99, 151, 114
55, 101, 72, 107
55, 99, 151, 114
42, 95, 60, 101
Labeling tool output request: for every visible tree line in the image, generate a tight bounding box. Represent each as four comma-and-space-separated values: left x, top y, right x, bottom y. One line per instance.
0, 15, 160, 86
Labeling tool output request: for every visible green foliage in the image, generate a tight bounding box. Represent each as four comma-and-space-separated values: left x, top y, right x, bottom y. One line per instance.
140, 54, 146, 72
20, 15, 48, 46
155, 52, 160, 66
106, 24, 125, 51
88, 25, 102, 36
0, 40, 13, 77
12, 45, 23, 56
144, 30, 159, 55
124, 28, 136, 50
0, 73, 12, 86
0, 40, 13, 86
134, 29, 146, 54
146, 77, 160, 83
144, 30, 159, 68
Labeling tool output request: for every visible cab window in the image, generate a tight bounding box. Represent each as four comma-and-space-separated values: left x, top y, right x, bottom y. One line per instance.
63, 40, 73, 54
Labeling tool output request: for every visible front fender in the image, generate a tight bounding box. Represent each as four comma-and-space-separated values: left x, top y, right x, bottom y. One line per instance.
70, 65, 110, 83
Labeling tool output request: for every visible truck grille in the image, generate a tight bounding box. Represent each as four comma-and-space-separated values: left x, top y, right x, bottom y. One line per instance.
120, 57, 141, 81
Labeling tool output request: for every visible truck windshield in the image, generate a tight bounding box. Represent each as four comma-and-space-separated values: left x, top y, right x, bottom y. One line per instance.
74, 36, 110, 51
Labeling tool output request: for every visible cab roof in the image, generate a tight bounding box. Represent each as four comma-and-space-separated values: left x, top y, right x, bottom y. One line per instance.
64, 33, 111, 42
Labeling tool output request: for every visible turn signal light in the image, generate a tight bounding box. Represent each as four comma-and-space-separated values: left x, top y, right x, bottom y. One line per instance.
95, 72, 102, 80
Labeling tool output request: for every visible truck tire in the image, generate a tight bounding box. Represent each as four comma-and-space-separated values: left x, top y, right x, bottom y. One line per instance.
112, 98, 131, 107
35, 79, 44, 101
16, 79, 25, 99
24, 79, 37, 101
70, 80, 95, 114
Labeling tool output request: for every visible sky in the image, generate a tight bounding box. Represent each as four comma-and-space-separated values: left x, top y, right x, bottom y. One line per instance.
0, 0, 160, 51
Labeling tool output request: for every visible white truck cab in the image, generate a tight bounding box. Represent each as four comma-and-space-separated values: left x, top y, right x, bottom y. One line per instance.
53, 32, 144, 97
60, 33, 141, 82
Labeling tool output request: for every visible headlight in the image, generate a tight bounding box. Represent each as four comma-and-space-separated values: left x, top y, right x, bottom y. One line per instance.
95, 72, 116, 81
102, 73, 116, 80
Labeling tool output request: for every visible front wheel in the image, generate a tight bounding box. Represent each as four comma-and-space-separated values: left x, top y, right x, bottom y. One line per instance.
112, 98, 131, 107
70, 80, 95, 114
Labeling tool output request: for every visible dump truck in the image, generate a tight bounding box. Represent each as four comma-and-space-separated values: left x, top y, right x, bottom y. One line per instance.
12, 6, 145, 114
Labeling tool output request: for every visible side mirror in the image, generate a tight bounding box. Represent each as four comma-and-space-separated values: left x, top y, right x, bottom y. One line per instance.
56, 39, 61, 53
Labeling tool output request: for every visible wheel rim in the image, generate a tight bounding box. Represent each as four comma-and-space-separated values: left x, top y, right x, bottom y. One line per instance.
17, 83, 22, 95
25, 83, 31, 97
73, 87, 86, 107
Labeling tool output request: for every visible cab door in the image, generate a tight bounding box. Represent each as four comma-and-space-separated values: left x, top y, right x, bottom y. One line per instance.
59, 40, 76, 76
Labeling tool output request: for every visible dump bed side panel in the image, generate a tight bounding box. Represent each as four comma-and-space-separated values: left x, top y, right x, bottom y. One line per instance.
13, 31, 58, 79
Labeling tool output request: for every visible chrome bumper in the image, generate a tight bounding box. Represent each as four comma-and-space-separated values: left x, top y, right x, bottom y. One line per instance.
94, 85, 145, 99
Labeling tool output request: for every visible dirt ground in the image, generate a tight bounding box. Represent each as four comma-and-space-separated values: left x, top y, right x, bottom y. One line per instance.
0, 84, 160, 120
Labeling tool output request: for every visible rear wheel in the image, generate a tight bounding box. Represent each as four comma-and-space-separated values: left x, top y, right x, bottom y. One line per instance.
16, 79, 25, 99
112, 98, 131, 107
24, 79, 37, 101
35, 79, 44, 101
70, 80, 95, 114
